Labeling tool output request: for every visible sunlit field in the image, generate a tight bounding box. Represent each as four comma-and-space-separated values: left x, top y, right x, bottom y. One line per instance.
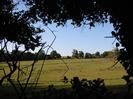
0, 58, 127, 87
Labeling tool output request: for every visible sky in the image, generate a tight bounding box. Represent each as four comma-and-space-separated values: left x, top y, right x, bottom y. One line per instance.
38, 21, 116, 56
13, 1, 116, 56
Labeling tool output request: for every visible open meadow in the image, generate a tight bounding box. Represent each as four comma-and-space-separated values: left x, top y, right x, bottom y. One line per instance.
38, 58, 127, 86
0, 58, 127, 87
1, 58, 131, 99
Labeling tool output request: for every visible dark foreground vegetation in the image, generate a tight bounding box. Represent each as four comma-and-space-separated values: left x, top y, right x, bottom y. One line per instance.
0, 77, 133, 99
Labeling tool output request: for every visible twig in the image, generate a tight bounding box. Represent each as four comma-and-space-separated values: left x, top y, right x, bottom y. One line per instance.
21, 43, 45, 97
33, 26, 56, 88
107, 60, 119, 70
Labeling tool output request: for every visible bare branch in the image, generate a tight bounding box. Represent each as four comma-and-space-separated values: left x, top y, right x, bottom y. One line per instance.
33, 26, 56, 88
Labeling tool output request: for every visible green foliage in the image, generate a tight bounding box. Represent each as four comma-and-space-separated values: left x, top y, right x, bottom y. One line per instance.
22, 52, 35, 60
0, 50, 62, 61
72, 49, 119, 59
72, 49, 79, 58
101, 49, 119, 59
50, 50, 61, 59
94, 51, 101, 58
0, 0, 42, 50
37, 50, 45, 60
28, 77, 114, 99
85, 53, 92, 59
102, 51, 114, 58
0, 50, 5, 62
70, 77, 112, 99
78, 51, 84, 58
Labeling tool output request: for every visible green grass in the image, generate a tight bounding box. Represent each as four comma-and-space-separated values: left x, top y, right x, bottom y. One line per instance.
0, 58, 127, 86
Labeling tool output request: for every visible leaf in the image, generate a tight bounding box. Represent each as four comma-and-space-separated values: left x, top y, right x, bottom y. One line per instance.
116, 42, 120, 47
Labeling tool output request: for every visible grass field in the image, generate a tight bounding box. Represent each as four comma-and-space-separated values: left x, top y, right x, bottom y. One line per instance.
0, 58, 127, 86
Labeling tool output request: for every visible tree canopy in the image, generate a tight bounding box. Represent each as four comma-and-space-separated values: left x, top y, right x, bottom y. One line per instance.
0, 0, 42, 50
50, 50, 61, 59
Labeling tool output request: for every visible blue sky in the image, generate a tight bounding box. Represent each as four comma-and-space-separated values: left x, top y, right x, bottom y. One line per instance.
13, 1, 116, 56
40, 21, 115, 56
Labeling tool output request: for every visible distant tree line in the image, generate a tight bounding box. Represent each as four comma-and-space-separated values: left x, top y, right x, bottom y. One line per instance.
0, 48, 119, 61
0, 50, 61, 62
71, 48, 119, 59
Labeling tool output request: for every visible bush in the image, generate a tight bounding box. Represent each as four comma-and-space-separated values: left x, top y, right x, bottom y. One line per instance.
29, 77, 115, 99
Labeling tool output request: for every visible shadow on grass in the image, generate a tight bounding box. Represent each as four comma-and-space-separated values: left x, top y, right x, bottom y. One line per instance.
0, 78, 133, 99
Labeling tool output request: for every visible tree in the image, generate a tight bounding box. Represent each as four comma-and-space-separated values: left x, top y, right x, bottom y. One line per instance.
50, 50, 61, 59
72, 49, 78, 58
101, 49, 120, 59
0, 0, 42, 83
85, 53, 92, 59
56, 53, 61, 59
50, 50, 57, 59
0, 49, 5, 62
78, 51, 84, 58
94, 51, 100, 58
0, 0, 42, 50
101, 51, 113, 58
37, 50, 45, 60
0, 1, 44, 98
112, 48, 120, 59
101, 51, 109, 58
22, 52, 35, 60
